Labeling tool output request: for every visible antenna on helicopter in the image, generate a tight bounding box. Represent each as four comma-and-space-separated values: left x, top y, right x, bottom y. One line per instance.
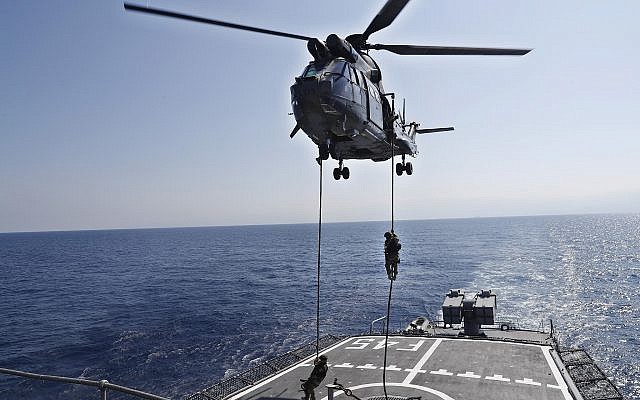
416, 127, 455, 134
402, 99, 406, 126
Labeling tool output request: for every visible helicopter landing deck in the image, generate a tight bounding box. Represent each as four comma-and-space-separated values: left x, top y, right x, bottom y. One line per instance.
225, 335, 572, 400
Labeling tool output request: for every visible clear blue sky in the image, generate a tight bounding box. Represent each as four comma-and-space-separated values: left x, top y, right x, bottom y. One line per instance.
2, 1, 639, 232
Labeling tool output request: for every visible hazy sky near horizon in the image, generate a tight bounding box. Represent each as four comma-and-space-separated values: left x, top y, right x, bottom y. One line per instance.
2, 1, 639, 232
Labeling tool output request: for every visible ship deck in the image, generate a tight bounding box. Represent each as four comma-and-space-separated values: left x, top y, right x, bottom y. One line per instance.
225, 335, 572, 400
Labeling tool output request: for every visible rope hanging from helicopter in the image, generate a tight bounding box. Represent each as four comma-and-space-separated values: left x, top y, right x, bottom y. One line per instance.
315, 160, 323, 359
382, 105, 396, 400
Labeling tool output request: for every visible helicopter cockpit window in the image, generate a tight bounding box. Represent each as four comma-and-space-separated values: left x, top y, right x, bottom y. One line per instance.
321, 60, 351, 101
303, 64, 319, 77
324, 60, 347, 76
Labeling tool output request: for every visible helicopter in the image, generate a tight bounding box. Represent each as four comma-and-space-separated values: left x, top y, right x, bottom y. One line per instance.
124, 0, 530, 180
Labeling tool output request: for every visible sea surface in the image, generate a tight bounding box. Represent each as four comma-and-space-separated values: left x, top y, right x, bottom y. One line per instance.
1, 214, 639, 399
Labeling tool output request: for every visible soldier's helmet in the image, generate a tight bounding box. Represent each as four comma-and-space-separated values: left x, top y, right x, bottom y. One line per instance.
384, 232, 392, 238
318, 355, 328, 362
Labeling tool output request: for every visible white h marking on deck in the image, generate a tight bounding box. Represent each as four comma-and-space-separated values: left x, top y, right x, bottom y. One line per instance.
403, 338, 442, 384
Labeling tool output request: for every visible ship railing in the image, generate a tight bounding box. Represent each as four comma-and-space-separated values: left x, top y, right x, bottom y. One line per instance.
187, 334, 345, 400
0, 367, 169, 400
369, 315, 387, 334
557, 349, 624, 400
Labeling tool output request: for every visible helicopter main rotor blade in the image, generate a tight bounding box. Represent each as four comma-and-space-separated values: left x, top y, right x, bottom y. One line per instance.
124, 3, 313, 41
362, 0, 410, 41
368, 44, 531, 56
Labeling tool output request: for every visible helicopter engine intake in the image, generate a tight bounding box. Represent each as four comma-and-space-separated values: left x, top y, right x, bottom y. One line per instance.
307, 38, 330, 61
325, 34, 359, 64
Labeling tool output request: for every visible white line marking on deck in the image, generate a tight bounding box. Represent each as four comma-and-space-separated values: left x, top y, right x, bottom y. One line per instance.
548, 384, 563, 390
379, 365, 402, 371
542, 347, 572, 400
333, 363, 354, 368
430, 369, 453, 376
403, 338, 442, 384
485, 374, 510, 382
457, 371, 481, 379
404, 368, 426, 373
319, 382, 456, 400
515, 378, 542, 386
356, 363, 377, 369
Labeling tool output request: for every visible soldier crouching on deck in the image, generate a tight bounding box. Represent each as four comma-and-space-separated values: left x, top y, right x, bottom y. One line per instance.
384, 231, 401, 280
301, 354, 328, 400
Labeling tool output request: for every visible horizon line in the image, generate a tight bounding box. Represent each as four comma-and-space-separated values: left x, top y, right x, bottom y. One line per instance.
1, 211, 638, 235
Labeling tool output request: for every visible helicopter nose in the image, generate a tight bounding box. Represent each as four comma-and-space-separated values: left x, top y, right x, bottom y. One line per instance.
292, 77, 332, 106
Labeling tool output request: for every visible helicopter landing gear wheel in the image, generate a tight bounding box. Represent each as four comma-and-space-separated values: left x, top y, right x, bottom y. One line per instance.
334, 160, 349, 180
396, 154, 412, 176
333, 167, 341, 180
342, 166, 350, 180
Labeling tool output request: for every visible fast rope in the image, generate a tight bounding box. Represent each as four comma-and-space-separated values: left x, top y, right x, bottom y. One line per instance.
315, 160, 323, 359
382, 130, 396, 400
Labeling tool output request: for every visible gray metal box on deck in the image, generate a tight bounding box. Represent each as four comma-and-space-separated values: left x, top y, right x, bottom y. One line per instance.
475, 290, 496, 325
442, 289, 464, 325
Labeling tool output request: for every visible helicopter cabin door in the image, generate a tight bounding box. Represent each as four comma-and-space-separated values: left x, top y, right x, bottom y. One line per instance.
359, 71, 383, 130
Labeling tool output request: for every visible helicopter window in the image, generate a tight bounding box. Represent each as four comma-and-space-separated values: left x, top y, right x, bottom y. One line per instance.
324, 60, 346, 76
345, 65, 353, 81
351, 66, 360, 85
369, 84, 380, 102
303, 64, 319, 77
359, 71, 368, 89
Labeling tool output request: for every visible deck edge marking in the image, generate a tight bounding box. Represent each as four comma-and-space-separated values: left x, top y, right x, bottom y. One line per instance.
319, 382, 456, 400
226, 336, 352, 400
402, 338, 442, 384
542, 346, 572, 400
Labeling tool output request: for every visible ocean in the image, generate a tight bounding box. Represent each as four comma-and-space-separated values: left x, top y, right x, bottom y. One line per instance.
1, 214, 638, 399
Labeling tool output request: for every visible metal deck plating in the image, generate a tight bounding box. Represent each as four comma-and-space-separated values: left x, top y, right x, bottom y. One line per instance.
221, 334, 572, 400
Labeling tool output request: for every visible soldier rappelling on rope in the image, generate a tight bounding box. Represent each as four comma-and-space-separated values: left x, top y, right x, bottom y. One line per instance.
300, 354, 328, 400
384, 231, 401, 280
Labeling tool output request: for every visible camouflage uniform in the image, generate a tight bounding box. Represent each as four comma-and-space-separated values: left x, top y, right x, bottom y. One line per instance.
384, 231, 401, 280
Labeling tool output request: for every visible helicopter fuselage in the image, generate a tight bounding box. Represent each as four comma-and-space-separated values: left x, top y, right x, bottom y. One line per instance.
290, 36, 417, 162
